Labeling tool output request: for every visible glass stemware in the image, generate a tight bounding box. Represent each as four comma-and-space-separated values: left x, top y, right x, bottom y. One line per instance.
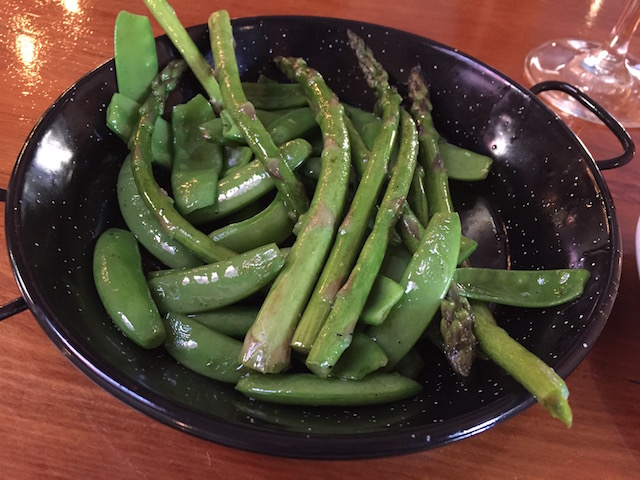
525, 0, 640, 128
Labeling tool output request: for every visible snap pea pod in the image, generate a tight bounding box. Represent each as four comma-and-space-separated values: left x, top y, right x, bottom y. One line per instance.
221, 145, 253, 176
439, 140, 493, 181
235, 372, 421, 406
471, 302, 572, 427
129, 59, 237, 263
142, 0, 222, 109
326, 332, 388, 381
106, 92, 140, 142
454, 267, 590, 308
291, 30, 402, 354
208, 194, 295, 253
367, 212, 461, 369
200, 117, 244, 146
163, 312, 242, 384
266, 107, 318, 146
184, 138, 312, 224
209, 10, 309, 222
240, 55, 351, 373
148, 243, 285, 314
114, 11, 158, 104
202, 107, 317, 148
171, 94, 222, 215
360, 275, 404, 326
240, 81, 308, 110
117, 155, 203, 269
186, 306, 259, 337
306, 108, 417, 377
106, 94, 173, 169
93, 228, 165, 349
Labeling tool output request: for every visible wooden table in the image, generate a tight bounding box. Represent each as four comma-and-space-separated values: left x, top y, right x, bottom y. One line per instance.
1, 0, 638, 477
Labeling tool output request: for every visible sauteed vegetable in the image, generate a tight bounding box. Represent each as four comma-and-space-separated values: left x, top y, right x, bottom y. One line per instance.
94, 2, 591, 427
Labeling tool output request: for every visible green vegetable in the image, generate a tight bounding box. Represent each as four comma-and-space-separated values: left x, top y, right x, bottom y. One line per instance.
117, 155, 203, 269
368, 212, 461, 369
440, 284, 477, 377
235, 372, 422, 406
208, 194, 295, 253
454, 267, 591, 308
184, 138, 312, 224
164, 312, 242, 383
306, 108, 418, 377
171, 94, 223, 215
93, 228, 165, 349
241, 81, 308, 110
329, 332, 388, 381
129, 59, 237, 263
471, 302, 572, 427
360, 275, 404, 326
240, 55, 351, 373
114, 11, 158, 104
439, 140, 493, 181
209, 10, 309, 222
185, 306, 258, 337
408, 65, 453, 217
142, 0, 222, 109
291, 30, 402, 354
148, 243, 285, 313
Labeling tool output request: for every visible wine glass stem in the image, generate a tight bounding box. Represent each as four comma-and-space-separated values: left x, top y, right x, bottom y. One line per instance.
607, 0, 640, 57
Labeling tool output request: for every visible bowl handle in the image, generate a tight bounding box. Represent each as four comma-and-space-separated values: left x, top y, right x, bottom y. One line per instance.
0, 188, 28, 321
530, 80, 635, 170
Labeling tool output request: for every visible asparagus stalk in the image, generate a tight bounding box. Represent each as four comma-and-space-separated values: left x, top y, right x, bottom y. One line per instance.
290, 30, 402, 353
130, 60, 237, 263
306, 108, 418, 377
440, 283, 478, 377
142, 0, 222, 109
471, 301, 573, 427
408, 64, 454, 216
208, 10, 309, 223
240, 56, 351, 373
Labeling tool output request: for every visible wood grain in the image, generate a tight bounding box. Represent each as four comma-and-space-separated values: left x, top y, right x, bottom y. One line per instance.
1, 0, 639, 478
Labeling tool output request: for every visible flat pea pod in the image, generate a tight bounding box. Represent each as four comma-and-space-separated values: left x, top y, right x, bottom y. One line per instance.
93, 228, 165, 348
329, 333, 388, 381
367, 212, 461, 369
185, 138, 312, 224
117, 155, 203, 269
454, 267, 590, 308
186, 306, 258, 337
148, 243, 285, 313
438, 141, 493, 181
163, 312, 242, 383
208, 194, 294, 253
235, 372, 421, 406
114, 11, 158, 103
240, 81, 308, 110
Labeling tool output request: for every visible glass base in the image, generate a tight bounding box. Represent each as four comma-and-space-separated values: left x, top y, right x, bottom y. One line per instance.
525, 38, 640, 128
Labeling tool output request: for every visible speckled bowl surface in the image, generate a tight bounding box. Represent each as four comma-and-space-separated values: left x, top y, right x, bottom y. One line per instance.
6, 16, 621, 458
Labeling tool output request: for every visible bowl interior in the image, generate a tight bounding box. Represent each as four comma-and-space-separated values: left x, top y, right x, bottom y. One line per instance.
6, 16, 620, 458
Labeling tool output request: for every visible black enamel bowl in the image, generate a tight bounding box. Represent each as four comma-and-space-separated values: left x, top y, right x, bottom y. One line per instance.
5, 16, 631, 459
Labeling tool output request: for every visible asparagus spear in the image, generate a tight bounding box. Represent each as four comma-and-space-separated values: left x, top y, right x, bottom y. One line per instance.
471, 301, 573, 427
408, 64, 454, 216
208, 10, 309, 223
306, 108, 418, 377
129, 60, 237, 263
290, 29, 402, 353
142, 0, 222, 109
440, 283, 478, 377
240, 56, 351, 373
